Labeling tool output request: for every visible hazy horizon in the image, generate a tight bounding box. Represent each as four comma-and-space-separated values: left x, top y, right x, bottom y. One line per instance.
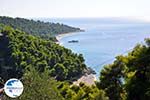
1, 0, 150, 22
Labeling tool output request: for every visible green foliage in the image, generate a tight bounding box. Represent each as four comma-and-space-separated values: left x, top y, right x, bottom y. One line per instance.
58, 82, 109, 100
2, 16, 150, 100
0, 26, 86, 81
122, 39, 150, 100
20, 67, 64, 100
0, 16, 82, 40
0, 17, 108, 100
98, 58, 126, 100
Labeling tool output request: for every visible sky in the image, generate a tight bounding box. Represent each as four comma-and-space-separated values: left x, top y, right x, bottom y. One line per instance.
0, 0, 150, 21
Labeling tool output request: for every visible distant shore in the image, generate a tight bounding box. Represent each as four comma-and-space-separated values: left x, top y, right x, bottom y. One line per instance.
56, 31, 84, 45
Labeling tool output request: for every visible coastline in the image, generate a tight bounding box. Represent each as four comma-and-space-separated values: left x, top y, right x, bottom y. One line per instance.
55, 31, 97, 86
55, 31, 84, 45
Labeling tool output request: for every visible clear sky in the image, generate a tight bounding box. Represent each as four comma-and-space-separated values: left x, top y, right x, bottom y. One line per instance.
0, 0, 150, 21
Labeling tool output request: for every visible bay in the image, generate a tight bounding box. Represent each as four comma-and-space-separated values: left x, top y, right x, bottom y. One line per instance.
40, 18, 150, 77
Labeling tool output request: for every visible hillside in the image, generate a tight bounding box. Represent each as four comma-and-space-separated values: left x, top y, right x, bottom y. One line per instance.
1, 17, 150, 100
0, 25, 109, 100
0, 16, 82, 40
0, 25, 86, 81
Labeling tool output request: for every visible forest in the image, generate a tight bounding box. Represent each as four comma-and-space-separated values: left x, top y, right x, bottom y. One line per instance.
0, 16, 82, 41
0, 17, 150, 100
0, 25, 87, 81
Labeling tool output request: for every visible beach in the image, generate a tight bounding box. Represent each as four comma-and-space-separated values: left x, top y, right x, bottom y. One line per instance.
56, 31, 83, 45
73, 74, 96, 86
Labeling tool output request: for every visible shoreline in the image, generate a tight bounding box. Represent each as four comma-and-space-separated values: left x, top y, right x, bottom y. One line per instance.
73, 74, 97, 86
55, 31, 97, 85
55, 31, 84, 45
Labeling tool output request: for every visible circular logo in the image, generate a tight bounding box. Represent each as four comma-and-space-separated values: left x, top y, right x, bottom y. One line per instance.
4, 78, 23, 98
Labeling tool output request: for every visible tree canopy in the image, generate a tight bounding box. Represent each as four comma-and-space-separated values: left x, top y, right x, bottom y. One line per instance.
1, 16, 150, 100
0, 26, 86, 81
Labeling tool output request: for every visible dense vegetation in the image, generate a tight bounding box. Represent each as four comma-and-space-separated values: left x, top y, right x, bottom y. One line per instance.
4, 67, 64, 100
0, 17, 150, 100
0, 26, 86, 81
0, 25, 109, 100
58, 82, 109, 100
3, 67, 109, 100
0, 16, 82, 40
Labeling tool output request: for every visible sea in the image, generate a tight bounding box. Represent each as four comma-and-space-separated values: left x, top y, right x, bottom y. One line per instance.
38, 18, 150, 77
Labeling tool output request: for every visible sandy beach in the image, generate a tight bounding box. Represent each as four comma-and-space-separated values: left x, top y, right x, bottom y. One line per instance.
56, 31, 83, 45
73, 74, 96, 86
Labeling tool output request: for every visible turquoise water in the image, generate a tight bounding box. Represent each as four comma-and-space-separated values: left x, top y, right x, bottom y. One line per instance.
40, 18, 150, 77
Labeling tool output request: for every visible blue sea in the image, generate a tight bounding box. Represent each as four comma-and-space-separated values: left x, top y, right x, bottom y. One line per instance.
39, 18, 150, 77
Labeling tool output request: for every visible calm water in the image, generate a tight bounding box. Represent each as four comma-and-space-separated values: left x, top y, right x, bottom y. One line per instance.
40, 18, 150, 77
